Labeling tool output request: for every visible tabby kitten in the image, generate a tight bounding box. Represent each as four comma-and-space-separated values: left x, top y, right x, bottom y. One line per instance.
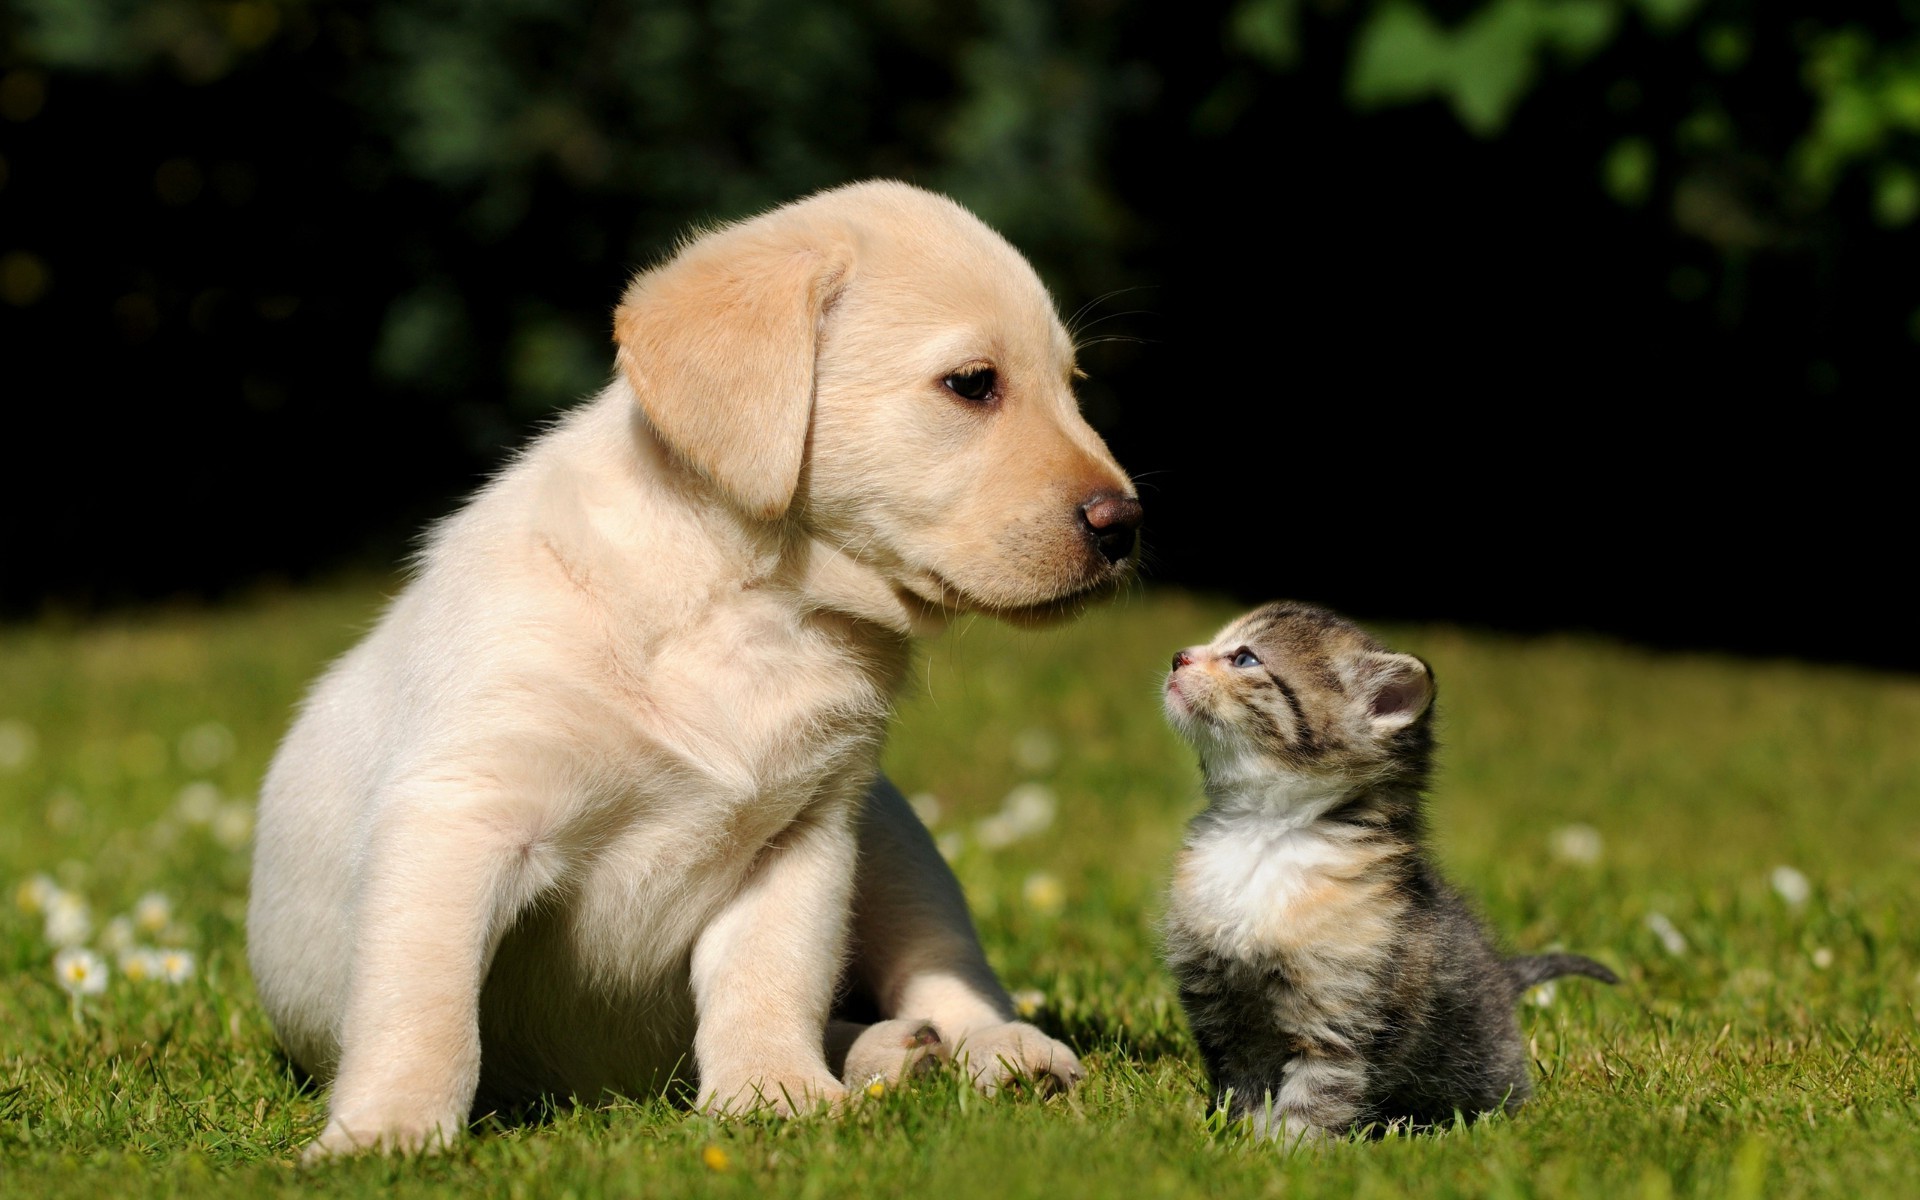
1160, 601, 1616, 1143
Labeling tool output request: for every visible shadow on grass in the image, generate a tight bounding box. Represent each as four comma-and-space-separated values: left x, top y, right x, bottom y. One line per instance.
274, 1047, 322, 1097
1043, 1004, 1192, 1066
273, 1004, 1190, 1145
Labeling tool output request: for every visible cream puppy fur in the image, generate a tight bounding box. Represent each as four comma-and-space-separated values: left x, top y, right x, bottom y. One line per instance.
247, 180, 1141, 1158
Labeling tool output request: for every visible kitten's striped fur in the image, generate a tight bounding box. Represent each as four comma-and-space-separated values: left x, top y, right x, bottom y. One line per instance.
1160, 601, 1616, 1143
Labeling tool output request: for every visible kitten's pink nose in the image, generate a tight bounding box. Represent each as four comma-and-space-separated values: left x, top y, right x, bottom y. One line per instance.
1171, 650, 1194, 671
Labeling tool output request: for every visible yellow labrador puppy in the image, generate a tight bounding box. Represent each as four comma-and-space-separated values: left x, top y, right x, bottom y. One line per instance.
247, 180, 1141, 1158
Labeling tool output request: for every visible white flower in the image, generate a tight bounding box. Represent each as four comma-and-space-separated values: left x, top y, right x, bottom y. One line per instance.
119, 947, 163, 982
977, 782, 1057, 848
1810, 947, 1834, 970
156, 948, 196, 984
43, 893, 91, 947
54, 947, 108, 996
100, 915, 137, 953
973, 813, 1020, 849
1770, 866, 1811, 907
14, 873, 61, 915
1011, 728, 1059, 774
1010, 987, 1047, 1019
1549, 823, 1604, 865
177, 721, 236, 771
175, 781, 221, 825
132, 892, 173, 934
907, 792, 943, 829
1001, 783, 1057, 835
1645, 912, 1688, 956
1021, 872, 1066, 917
212, 801, 255, 850
1527, 981, 1558, 1008
0, 719, 36, 772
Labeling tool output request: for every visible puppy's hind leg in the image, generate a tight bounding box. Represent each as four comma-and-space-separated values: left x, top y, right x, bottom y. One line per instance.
826, 1019, 945, 1091
308, 781, 557, 1161
845, 777, 1084, 1096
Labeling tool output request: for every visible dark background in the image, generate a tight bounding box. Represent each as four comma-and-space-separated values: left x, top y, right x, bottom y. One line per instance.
2, 1, 1913, 667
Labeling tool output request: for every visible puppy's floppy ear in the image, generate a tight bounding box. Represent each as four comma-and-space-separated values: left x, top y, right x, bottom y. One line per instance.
614, 216, 852, 520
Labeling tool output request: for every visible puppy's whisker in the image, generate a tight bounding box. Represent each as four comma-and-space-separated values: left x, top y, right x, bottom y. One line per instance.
1065, 285, 1158, 340
1070, 308, 1157, 336
1073, 334, 1158, 351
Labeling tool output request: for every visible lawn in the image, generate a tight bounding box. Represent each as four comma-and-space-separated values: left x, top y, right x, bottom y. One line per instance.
2, 580, 1916, 1198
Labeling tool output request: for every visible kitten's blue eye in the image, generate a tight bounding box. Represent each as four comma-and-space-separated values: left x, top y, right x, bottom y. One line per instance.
1230, 648, 1261, 668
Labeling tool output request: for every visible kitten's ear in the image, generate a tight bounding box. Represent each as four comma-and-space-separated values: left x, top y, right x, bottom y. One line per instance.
1358, 652, 1434, 733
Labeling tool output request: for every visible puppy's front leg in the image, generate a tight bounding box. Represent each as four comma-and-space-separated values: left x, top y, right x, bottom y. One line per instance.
692, 795, 857, 1116
308, 788, 538, 1160
847, 777, 1084, 1094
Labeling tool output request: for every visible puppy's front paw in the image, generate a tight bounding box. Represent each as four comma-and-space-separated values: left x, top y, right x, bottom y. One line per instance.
835, 1018, 945, 1091
699, 1070, 847, 1118
300, 1109, 463, 1163
951, 1021, 1084, 1096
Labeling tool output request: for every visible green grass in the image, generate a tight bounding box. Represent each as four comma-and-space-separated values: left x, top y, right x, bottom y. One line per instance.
2, 580, 1916, 1198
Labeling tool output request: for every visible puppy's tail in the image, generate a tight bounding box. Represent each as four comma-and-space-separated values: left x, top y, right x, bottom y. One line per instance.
1506, 953, 1619, 994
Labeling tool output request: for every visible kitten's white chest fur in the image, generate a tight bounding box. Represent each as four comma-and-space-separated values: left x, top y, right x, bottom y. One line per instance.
1167, 777, 1355, 962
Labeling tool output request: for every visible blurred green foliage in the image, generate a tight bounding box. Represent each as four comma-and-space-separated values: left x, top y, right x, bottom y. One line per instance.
4, 0, 1156, 411
8, 0, 1916, 353
1221, 0, 1920, 232
10, 0, 1915, 383
1343, 0, 1618, 135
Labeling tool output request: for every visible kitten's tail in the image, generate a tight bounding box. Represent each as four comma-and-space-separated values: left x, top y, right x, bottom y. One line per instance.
1506, 953, 1619, 994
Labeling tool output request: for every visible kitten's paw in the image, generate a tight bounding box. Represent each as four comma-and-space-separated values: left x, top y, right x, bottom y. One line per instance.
950, 1021, 1084, 1096
835, 1018, 946, 1091
698, 1070, 847, 1118
1249, 1109, 1329, 1151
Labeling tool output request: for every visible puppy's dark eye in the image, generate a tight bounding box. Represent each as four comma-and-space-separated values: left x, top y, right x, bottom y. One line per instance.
943, 368, 997, 403
1230, 648, 1261, 668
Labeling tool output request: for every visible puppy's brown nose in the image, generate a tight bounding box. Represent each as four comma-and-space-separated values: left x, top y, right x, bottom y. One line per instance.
1080, 492, 1142, 564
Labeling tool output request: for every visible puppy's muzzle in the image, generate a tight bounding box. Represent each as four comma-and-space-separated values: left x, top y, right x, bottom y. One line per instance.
1079, 491, 1143, 565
